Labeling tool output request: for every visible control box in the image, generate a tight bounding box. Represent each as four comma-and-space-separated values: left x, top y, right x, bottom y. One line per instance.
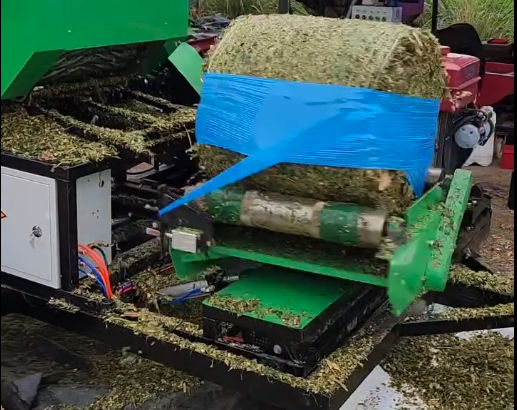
352, 6, 403, 23
1, 166, 112, 289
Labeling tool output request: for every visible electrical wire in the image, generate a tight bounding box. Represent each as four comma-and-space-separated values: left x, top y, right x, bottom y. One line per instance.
78, 244, 113, 298
91, 245, 109, 267
79, 245, 112, 298
117, 282, 137, 295
171, 288, 203, 304
79, 256, 108, 297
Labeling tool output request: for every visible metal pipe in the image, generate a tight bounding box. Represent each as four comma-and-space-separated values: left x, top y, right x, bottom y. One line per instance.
431, 0, 440, 34
279, 0, 290, 13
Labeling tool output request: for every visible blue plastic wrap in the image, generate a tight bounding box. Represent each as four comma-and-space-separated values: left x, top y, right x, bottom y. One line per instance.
159, 73, 440, 216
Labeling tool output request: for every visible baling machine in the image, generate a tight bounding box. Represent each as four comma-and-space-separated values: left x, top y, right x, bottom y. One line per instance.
1, 4, 514, 410
158, 170, 491, 376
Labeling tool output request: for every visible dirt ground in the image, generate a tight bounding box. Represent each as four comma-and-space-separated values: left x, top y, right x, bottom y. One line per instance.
468, 163, 515, 276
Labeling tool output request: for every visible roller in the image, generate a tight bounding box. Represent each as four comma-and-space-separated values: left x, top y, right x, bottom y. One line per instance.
188, 186, 407, 249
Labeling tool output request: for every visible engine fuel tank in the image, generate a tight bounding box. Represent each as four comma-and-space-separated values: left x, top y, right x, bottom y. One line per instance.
441, 46, 482, 113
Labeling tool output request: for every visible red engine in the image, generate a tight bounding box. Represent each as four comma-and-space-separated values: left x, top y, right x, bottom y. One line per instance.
440, 46, 482, 113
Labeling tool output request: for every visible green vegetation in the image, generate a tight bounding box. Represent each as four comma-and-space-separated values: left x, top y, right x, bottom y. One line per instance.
193, 0, 514, 40
418, 0, 514, 39
193, 0, 309, 19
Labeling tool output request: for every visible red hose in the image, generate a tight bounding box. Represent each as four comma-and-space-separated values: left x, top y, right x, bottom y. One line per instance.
78, 244, 113, 298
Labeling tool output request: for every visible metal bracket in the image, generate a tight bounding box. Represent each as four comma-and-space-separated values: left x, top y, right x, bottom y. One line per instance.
158, 190, 215, 253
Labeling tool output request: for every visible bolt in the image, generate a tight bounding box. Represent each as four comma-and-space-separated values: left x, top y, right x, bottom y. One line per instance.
273, 345, 282, 355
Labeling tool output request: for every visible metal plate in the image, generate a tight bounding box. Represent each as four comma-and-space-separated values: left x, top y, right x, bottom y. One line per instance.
1, 167, 60, 289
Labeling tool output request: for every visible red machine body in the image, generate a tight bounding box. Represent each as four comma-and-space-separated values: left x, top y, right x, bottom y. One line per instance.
441, 46, 482, 113
478, 61, 515, 107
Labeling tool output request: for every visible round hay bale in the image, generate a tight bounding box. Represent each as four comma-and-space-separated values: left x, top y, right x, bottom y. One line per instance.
198, 15, 447, 214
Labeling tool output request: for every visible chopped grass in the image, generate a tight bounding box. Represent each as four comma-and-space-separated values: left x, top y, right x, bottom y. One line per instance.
198, 15, 447, 211
449, 264, 515, 296
1, 314, 200, 410
1, 108, 117, 166
383, 332, 514, 410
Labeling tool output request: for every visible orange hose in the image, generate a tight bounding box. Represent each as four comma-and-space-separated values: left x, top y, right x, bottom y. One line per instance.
78, 244, 113, 298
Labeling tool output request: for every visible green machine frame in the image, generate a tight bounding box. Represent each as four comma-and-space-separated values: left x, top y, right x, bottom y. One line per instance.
170, 169, 473, 316
1, 0, 202, 100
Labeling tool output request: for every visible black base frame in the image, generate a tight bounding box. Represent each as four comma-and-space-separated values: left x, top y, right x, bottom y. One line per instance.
203, 288, 387, 377
2, 271, 513, 410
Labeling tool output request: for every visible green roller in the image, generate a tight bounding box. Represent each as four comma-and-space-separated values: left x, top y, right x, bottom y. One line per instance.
190, 187, 402, 249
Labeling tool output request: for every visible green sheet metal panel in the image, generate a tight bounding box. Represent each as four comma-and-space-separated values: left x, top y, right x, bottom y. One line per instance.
1, 0, 189, 99
203, 267, 362, 329
426, 169, 473, 291
168, 43, 205, 96
63, 0, 188, 50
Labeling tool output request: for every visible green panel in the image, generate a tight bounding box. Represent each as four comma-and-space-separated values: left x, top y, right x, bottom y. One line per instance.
170, 249, 218, 282
320, 203, 361, 245
204, 268, 361, 329
1, 0, 190, 99
388, 208, 441, 315
63, 0, 188, 50
169, 225, 390, 287
1, 52, 63, 100
386, 183, 446, 314
426, 169, 473, 292
406, 185, 444, 228
387, 170, 472, 315
1, 0, 63, 99
168, 43, 205, 96
209, 245, 389, 287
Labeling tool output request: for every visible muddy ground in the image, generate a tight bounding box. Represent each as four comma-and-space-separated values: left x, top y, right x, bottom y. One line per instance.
1, 164, 514, 410
467, 164, 514, 277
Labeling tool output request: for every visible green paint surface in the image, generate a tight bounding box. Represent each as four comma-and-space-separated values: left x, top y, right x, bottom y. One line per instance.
2, 0, 190, 99
320, 202, 361, 245
204, 267, 363, 329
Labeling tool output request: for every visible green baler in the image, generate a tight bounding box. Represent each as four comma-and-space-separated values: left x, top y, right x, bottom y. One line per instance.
1, 0, 202, 100
162, 166, 481, 376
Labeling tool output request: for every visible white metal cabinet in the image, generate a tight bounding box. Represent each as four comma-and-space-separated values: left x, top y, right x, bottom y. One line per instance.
1, 166, 60, 288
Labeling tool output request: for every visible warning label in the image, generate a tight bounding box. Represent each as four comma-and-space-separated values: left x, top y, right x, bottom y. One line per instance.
1, 211, 6, 219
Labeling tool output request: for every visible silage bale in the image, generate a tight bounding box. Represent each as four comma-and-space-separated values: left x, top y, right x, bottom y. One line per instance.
198, 14, 447, 213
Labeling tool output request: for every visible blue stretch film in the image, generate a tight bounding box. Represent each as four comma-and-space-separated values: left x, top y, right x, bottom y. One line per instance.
160, 74, 440, 216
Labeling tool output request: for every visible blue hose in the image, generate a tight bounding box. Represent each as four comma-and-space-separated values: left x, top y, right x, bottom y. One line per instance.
171, 288, 203, 305
79, 256, 108, 297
